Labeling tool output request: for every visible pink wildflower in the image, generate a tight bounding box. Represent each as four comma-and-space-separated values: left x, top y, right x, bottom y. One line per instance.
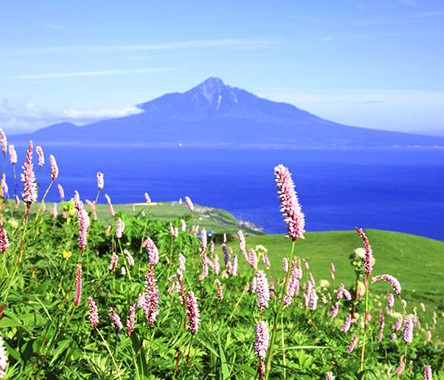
254, 321, 269, 359
393, 315, 403, 331
51, 203, 58, 220
355, 227, 373, 276
347, 335, 359, 352
423, 365, 432, 380
307, 287, 318, 311
200, 228, 207, 252
325, 372, 335, 380
74, 194, 90, 251
262, 252, 271, 268
231, 254, 238, 276
21, 141, 37, 205
104, 193, 115, 217
387, 293, 395, 308
249, 248, 258, 269
274, 164, 305, 241
143, 266, 159, 325
199, 255, 208, 280
0, 219, 9, 254
36, 146, 44, 167
85, 199, 97, 220
47, 155, 58, 181
74, 262, 82, 306
396, 356, 406, 375
0, 129, 6, 155
8, 144, 17, 164
57, 183, 65, 200
0, 335, 8, 378
126, 303, 137, 336
179, 252, 186, 272
109, 252, 118, 271
109, 306, 123, 333
222, 243, 230, 266
378, 311, 385, 342
255, 270, 270, 311
341, 314, 353, 333
185, 196, 194, 211
97, 172, 104, 190
116, 218, 125, 239
144, 192, 151, 204
403, 316, 414, 344
145, 237, 159, 265
282, 257, 289, 273
372, 274, 402, 295
124, 249, 135, 267
331, 302, 340, 318
284, 265, 299, 307
180, 219, 186, 232
215, 279, 223, 300
186, 291, 200, 335
87, 297, 99, 328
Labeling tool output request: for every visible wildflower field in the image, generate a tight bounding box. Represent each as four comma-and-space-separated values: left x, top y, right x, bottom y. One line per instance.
0, 134, 443, 379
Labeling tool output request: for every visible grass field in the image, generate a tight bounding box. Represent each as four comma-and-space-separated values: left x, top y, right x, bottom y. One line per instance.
227, 229, 444, 336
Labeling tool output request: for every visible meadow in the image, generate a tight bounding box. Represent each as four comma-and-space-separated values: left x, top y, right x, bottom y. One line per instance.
0, 138, 443, 379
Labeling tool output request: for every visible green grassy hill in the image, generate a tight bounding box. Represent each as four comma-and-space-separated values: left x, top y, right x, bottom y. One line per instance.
227, 230, 444, 335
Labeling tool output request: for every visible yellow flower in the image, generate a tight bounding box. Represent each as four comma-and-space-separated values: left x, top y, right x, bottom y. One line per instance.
62, 250, 72, 259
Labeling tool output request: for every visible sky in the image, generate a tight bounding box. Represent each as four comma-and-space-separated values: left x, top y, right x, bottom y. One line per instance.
0, 0, 443, 135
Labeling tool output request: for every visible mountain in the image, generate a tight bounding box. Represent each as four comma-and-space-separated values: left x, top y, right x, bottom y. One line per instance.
9, 77, 444, 148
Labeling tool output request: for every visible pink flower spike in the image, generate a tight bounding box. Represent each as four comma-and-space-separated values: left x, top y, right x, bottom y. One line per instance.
423, 365, 432, 380
185, 196, 194, 211
255, 270, 270, 311
355, 227, 373, 276
126, 303, 137, 336
74, 196, 90, 252
104, 193, 115, 217
97, 172, 104, 190
124, 249, 135, 267
109, 306, 123, 333
0, 219, 9, 254
9, 144, 17, 164
347, 335, 359, 352
36, 146, 44, 167
403, 316, 414, 344
372, 274, 402, 295
74, 263, 82, 306
87, 297, 99, 329
49, 155, 58, 181
116, 218, 125, 239
0, 129, 7, 155
144, 192, 151, 204
254, 321, 269, 359
21, 141, 37, 206
109, 252, 118, 271
58, 183, 65, 200
325, 372, 335, 380
274, 164, 305, 241
186, 291, 200, 335
396, 356, 406, 375
145, 237, 159, 265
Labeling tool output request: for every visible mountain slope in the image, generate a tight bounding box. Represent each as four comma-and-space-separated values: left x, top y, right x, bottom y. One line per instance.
10, 77, 444, 148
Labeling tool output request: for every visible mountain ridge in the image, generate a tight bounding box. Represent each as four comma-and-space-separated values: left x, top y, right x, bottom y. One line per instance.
8, 77, 444, 148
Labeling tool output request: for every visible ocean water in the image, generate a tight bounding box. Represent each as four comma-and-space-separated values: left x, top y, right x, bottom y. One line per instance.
10, 146, 444, 241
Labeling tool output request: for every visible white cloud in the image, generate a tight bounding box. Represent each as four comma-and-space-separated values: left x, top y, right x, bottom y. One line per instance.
14, 67, 166, 80
0, 99, 144, 134
62, 105, 142, 120
2, 38, 272, 57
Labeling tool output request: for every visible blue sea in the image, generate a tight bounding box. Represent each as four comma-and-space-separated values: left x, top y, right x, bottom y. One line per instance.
11, 146, 444, 241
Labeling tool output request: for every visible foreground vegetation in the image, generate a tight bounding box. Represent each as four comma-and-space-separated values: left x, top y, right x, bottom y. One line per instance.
0, 138, 442, 379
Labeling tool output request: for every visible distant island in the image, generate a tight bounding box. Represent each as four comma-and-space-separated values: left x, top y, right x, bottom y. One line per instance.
9, 77, 444, 148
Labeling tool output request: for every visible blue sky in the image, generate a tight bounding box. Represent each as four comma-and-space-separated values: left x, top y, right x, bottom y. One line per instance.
0, 0, 443, 134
